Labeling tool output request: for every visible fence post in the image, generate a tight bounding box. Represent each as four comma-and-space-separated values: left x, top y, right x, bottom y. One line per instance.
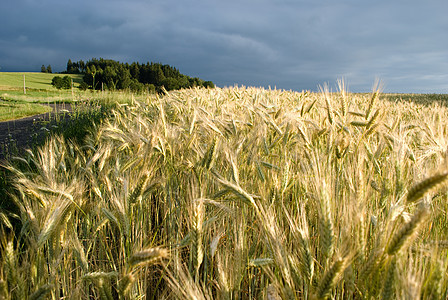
23, 74, 26, 94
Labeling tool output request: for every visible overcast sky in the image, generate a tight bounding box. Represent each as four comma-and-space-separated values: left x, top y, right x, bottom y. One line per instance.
1, 0, 447, 93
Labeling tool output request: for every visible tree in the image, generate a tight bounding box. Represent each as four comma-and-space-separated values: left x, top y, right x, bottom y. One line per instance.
52, 76, 63, 89
67, 57, 214, 92
117, 65, 132, 90
46, 65, 52, 73
78, 81, 89, 91
41, 65, 47, 73
79, 60, 85, 73
154, 65, 165, 86
130, 62, 140, 79
103, 65, 118, 89
129, 79, 144, 92
61, 76, 72, 89
161, 77, 180, 91
51, 76, 71, 89
67, 59, 73, 73
204, 81, 215, 88
90, 65, 97, 89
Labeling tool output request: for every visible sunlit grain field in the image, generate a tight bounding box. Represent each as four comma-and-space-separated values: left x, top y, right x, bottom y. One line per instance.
1, 85, 448, 299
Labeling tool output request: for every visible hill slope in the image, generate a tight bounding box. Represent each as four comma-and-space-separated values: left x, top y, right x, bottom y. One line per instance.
0, 72, 83, 90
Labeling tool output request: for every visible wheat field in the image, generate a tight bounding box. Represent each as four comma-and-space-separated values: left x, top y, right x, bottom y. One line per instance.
1, 85, 448, 299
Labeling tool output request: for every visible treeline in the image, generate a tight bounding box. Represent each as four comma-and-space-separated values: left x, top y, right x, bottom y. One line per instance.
64, 58, 214, 92
41, 64, 52, 73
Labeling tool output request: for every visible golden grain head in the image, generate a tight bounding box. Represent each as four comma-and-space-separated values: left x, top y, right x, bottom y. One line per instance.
129, 247, 169, 268
407, 171, 448, 203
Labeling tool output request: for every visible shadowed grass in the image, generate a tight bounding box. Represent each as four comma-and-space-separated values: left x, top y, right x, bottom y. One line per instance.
0, 101, 52, 121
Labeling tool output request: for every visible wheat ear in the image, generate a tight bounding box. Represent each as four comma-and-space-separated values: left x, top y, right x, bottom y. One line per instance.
0, 280, 7, 300
366, 109, 381, 130
118, 273, 135, 297
406, 171, 448, 203
319, 84, 333, 125
316, 258, 345, 300
380, 258, 397, 300
337, 78, 347, 116
386, 204, 430, 255
29, 284, 53, 300
129, 247, 169, 268
365, 91, 379, 120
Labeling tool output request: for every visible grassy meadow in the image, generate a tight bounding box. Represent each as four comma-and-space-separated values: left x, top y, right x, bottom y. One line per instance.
0, 72, 83, 91
1, 84, 448, 299
0, 72, 85, 121
0, 101, 51, 122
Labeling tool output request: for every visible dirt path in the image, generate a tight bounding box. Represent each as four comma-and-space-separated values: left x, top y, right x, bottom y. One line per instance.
0, 103, 73, 159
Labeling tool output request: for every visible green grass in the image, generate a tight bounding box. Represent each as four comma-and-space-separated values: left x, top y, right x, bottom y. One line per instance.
0, 72, 144, 122
0, 72, 83, 91
1, 90, 80, 103
380, 93, 448, 105
0, 72, 85, 105
0, 100, 52, 121
0, 72, 85, 121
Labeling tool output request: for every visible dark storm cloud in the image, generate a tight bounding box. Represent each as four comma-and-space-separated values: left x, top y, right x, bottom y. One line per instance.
1, 0, 448, 92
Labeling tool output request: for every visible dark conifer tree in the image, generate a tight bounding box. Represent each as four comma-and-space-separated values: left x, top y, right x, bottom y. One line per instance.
67, 59, 73, 73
